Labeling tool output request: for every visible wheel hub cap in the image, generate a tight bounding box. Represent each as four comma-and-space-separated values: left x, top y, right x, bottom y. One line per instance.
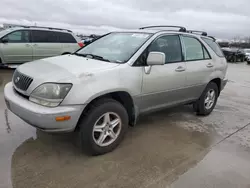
92, 112, 122, 147
204, 89, 215, 110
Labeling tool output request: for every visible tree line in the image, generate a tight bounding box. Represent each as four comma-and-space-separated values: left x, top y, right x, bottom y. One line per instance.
218, 37, 250, 48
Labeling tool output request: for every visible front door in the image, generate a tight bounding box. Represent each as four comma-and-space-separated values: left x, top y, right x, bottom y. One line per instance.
0, 30, 33, 64
140, 34, 187, 113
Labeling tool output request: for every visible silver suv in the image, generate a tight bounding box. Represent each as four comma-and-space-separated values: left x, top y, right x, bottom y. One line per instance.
4, 26, 228, 155
0, 26, 83, 65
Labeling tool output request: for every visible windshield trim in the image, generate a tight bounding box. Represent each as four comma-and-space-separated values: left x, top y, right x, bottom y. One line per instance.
74, 32, 153, 64
0, 29, 11, 38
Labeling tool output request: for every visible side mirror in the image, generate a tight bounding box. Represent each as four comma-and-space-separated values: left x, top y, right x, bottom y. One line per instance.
1, 38, 8, 44
147, 52, 165, 66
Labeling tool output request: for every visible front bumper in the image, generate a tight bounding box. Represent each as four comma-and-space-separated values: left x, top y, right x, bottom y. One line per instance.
4, 82, 85, 132
221, 78, 228, 91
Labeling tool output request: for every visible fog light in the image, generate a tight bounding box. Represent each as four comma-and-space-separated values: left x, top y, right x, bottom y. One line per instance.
55, 116, 71, 121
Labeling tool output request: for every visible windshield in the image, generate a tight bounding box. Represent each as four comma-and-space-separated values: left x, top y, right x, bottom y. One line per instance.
75, 32, 152, 63
0, 28, 16, 38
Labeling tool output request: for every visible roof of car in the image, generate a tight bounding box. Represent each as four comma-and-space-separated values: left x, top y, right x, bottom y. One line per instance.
111, 26, 216, 41
112, 29, 215, 41
6, 26, 72, 33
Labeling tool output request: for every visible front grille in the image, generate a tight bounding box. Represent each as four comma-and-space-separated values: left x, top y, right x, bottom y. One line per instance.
13, 87, 29, 99
13, 70, 33, 91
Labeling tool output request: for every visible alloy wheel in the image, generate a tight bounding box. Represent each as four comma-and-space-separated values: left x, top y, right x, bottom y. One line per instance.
92, 112, 122, 147
204, 89, 216, 110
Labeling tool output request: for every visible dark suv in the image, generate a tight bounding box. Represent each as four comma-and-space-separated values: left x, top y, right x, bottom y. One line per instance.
221, 47, 245, 62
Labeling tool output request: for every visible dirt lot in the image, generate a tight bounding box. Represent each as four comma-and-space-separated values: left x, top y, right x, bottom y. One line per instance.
1, 63, 250, 188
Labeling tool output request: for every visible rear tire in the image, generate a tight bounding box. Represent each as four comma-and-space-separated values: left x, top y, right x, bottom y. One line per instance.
193, 82, 219, 116
78, 98, 128, 155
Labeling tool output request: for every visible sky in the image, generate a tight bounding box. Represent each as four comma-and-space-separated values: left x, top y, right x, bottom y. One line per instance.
1, 0, 250, 39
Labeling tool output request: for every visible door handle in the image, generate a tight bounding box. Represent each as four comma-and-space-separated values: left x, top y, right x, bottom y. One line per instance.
33, 44, 38, 47
25, 44, 30, 47
175, 66, 185, 72
206, 63, 214, 68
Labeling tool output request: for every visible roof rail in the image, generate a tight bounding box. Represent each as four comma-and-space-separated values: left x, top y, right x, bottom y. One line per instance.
139, 25, 187, 32
208, 36, 216, 41
22, 26, 72, 32
187, 30, 207, 36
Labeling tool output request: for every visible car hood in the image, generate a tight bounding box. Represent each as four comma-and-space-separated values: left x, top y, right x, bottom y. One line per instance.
18, 55, 120, 82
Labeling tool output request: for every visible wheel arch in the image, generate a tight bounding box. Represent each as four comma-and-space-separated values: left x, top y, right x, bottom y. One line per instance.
209, 78, 221, 95
75, 91, 137, 131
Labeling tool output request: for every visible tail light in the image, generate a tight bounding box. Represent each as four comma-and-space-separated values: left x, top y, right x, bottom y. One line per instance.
78, 42, 84, 48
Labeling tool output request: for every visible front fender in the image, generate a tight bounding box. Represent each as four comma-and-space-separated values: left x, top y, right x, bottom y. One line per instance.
61, 66, 142, 105
84, 88, 134, 104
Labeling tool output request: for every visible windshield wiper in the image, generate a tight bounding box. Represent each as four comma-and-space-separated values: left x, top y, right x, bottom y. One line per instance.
73, 53, 85, 57
74, 53, 111, 62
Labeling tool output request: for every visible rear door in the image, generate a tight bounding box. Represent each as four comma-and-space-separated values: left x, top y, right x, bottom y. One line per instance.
31, 30, 62, 60
0, 30, 32, 64
58, 32, 80, 53
180, 35, 214, 100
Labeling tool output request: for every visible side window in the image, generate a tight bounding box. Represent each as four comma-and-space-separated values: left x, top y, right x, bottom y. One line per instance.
4, 30, 29, 43
47, 31, 58, 43
32, 30, 58, 43
134, 50, 148, 66
148, 35, 182, 63
57, 32, 76, 43
182, 36, 204, 61
202, 37, 224, 57
203, 47, 210, 59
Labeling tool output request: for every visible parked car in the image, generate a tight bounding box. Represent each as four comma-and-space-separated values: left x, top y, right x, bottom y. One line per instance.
0, 26, 83, 65
221, 47, 245, 62
4, 26, 228, 155
247, 56, 250, 64
82, 35, 103, 46
244, 48, 250, 61
81, 37, 94, 45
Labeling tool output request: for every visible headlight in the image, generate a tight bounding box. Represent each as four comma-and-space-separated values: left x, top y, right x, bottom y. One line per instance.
29, 83, 72, 107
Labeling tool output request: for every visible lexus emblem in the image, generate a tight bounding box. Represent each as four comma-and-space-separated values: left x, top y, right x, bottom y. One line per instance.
15, 77, 20, 83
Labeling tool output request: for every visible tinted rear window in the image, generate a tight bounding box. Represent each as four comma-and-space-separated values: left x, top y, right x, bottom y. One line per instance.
32, 30, 57, 43
57, 32, 76, 43
202, 37, 224, 57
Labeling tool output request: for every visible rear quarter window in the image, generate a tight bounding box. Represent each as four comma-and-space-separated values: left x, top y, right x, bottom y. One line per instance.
57, 32, 77, 43
202, 37, 224, 57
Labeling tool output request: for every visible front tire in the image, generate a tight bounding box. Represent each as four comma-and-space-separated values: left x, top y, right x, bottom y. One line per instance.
193, 82, 219, 116
78, 98, 128, 155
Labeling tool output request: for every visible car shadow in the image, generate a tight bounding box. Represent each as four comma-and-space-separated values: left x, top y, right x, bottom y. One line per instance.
10, 104, 214, 188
